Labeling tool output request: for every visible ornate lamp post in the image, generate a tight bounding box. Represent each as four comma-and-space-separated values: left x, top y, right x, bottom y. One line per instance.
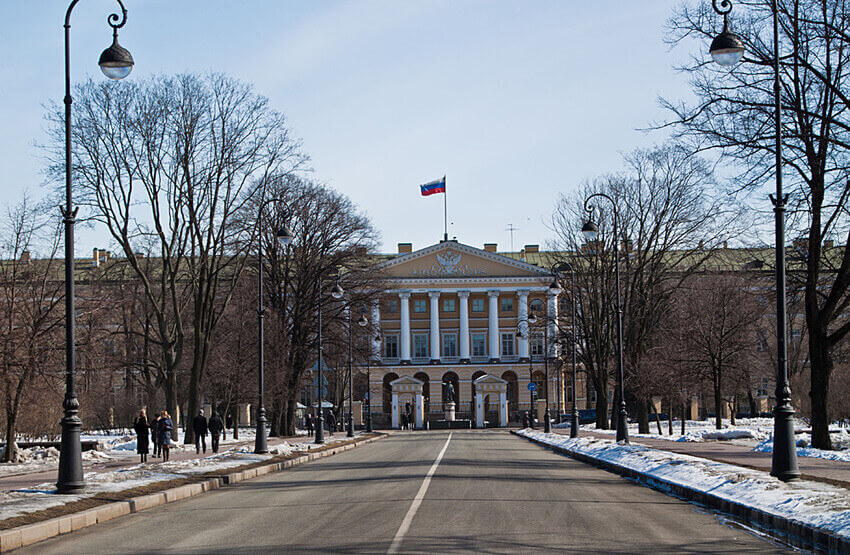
582, 193, 628, 444
563, 263, 580, 439
708, 0, 799, 481
58, 0, 134, 494
315, 278, 343, 444
254, 199, 293, 454
535, 276, 563, 434
516, 311, 538, 429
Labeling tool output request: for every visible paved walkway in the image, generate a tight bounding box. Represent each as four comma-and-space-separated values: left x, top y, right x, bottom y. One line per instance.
0, 431, 320, 492
552, 427, 850, 488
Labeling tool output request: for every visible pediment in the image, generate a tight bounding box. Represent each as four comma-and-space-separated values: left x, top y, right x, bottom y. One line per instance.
382, 241, 550, 279
390, 376, 424, 387
473, 373, 507, 385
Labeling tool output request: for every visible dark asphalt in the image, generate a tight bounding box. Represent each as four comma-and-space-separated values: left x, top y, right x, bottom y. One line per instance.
20, 430, 790, 553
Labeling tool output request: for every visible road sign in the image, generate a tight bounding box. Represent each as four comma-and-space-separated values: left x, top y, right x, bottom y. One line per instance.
311, 360, 331, 373
313, 375, 329, 387
313, 386, 328, 398
527, 382, 537, 392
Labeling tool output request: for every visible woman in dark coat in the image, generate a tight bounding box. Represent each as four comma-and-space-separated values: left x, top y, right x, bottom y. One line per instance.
133, 410, 150, 463
158, 411, 174, 462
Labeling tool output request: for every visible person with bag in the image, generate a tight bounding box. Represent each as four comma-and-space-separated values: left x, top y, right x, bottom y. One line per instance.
158, 411, 174, 462
207, 411, 224, 453
151, 413, 160, 458
133, 410, 150, 463
192, 410, 208, 454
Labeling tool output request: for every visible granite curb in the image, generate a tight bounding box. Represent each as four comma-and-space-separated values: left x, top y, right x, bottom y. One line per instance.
512, 430, 850, 554
0, 434, 386, 552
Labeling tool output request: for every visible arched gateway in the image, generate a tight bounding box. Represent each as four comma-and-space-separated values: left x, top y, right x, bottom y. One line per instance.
473, 373, 508, 428
390, 375, 424, 429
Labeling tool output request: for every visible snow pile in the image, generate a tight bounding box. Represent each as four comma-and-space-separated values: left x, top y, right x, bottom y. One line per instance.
518, 429, 850, 538
678, 427, 769, 442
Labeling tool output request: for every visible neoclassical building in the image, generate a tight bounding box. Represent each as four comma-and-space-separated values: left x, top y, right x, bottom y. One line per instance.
363, 239, 577, 426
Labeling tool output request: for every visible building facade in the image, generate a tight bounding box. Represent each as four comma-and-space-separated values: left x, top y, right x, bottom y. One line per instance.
363, 239, 583, 426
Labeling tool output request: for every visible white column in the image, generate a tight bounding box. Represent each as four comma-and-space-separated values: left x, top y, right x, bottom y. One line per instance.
499, 391, 508, 427
429, 291, 441, 363
488, 291, 500, 362
548, 292, 558, 358
458, 291, 470, 362
517, 290, 529, 361
371, 299, 381, 361
399, 291, 411, 363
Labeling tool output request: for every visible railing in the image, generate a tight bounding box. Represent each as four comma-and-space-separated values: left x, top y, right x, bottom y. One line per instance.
441, 356, 460, 364
500, 355, 519, 363
470, 355, 489, 363
411, 356, 430, 365
381, 357, 399, 365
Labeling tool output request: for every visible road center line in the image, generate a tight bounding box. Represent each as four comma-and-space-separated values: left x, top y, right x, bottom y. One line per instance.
387, 432, 453, 554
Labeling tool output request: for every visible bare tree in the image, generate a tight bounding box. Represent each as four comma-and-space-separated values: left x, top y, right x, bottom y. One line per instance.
44, 73, 305, 441
665, 0, 850, 448
0, 195, 64, 461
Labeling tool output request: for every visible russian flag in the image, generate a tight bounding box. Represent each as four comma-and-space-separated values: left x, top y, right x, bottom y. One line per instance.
420, 176, 446, 196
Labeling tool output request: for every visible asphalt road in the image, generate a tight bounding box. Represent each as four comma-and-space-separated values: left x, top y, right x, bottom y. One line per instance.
22, 430, 789, 553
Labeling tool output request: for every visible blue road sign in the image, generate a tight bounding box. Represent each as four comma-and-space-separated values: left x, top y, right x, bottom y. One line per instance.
314, 386, 328, 398
527, 382, 537, 392
313, 375, 329, 387
311, 360, 331, 374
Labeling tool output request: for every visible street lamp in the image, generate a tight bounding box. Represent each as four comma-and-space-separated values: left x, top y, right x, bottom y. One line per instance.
561, 263, 580, 439
582, 193, 628, 444
541, 277, 563, 434
365, 332, 380, 433
516, 311, 538, 428
58, 0, 134, 494
354, 313, 368, 437
708, 0, 799, 481
254, 198, 293, 454
314, 279, 343, 444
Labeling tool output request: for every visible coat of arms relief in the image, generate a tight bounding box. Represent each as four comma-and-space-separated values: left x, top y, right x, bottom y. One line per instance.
411, 250, 486, 277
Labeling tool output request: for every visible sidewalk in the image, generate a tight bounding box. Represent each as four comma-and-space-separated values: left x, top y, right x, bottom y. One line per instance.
552, 428, 850, 488
0, 433, 316, 493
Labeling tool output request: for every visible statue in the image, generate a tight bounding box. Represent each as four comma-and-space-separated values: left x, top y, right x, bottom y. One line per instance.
444, 381, 456, 404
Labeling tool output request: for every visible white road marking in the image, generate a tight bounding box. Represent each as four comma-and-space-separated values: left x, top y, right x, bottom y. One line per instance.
387, 432, 453, 554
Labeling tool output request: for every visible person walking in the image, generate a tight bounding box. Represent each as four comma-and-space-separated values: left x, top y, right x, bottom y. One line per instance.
522, 411, 530, 428
133, 410, 150, 463
151, 413, 161, 458
208, 411, 224, 453
158, 411, 174, 462
327, 410, 336, 436
305, 413, 314, 437
192, 410, 208, 454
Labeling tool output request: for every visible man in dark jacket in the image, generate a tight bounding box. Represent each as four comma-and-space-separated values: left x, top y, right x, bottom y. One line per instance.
208, 411, 224, 453
193, 410, 208, 454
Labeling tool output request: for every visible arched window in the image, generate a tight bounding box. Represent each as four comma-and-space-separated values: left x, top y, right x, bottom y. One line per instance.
414, 372, 430, 413
501, 371, 518, 414
532, 370, 547, 400
382, 372, 399, 413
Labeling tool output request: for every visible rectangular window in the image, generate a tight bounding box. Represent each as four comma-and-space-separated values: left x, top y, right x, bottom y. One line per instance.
501, 332, 515, 357
442, 333, 457, 358
385, 299, 398, 313
443, 299, 456, 312
472, 299, 485, 312
500, 298, 514, 312
413, 333, 429, 358
530, 332, 544, 358
384, 335, 398, 359
472, 332, 487, 357
567, 386, 573, 403
589, 389, 597, 403
413, 299, 427, 313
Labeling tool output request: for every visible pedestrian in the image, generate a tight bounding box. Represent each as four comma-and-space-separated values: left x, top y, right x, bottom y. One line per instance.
522, 411, 530, 428
400, 411, 408, 430
158, 410, 174, 462
406, 410, 413, 430
327, 411, 336, 436
305, 413, 314, 437
193, 410, 208, 454
208, 411, 224, 453
151, 413, 161, 457
133, 410, 150, 463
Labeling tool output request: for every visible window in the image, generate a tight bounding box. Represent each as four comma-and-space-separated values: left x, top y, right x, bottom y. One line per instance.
413, 333, 429, 358
472, 298, 485, 312
384, 335, 398, 359
472, 332, 487, 357
567, 386, 573, 403
385, 299, 398, 313
589, 388, 597, 403
443, 299, 456, 312
530, 332, 544, 358
413, 300, 427, 313
530, 299, 544, 312
442, 333, 457, 358
500, 298, 514, 312
501, 332, 515, 357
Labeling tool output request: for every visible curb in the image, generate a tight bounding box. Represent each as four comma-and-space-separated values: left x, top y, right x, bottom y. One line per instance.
0, 434, 385, 552
512, 430, 850, 554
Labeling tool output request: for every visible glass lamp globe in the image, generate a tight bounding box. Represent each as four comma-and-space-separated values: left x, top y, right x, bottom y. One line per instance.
549, 280, 563, 296
528, 312, 538, 324
710, 30, 745, 67
581, 220, 599, 242
358, 315, 368, 327
330, 283, 344, 299
98, 38, 134, 80
276, 225, 293, 246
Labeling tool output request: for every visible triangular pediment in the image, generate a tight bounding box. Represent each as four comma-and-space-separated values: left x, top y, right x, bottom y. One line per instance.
382, 241, 550, 279
390, 376, 424, 387
473, 373, 507, 385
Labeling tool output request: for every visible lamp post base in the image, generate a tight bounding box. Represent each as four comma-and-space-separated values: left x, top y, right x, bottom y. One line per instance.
315, 416, 325, 444
347, 414, 354, 437
771, 404, 800, 481
616, 407, 629, 443
56, 408, 85, 494
543, 409, 551, 433
254, 413, 268, 454
570, 410, 579, 439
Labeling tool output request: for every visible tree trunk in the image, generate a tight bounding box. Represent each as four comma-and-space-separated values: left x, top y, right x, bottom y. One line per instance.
730, 395, 736, 426
594, 381, 609, 429
668, 406, 673, 436
233, 408, 239, 440
164, 370, 179, 441
610, 387, 620, 433
638, 399, 650, 434
713, 370, 723, 430
681, 399, 686, 435
747, 388, 757, 416
185, 361, 202, 445
809, 330, 833, 449
652, 401, 662, 435
2, 411, 17, 463
269, 396, 282, 437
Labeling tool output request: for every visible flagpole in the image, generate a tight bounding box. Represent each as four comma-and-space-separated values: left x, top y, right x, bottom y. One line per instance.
443, 175, 448, 241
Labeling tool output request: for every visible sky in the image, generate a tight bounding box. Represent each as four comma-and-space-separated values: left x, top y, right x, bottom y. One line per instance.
0, 0, 700, 256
